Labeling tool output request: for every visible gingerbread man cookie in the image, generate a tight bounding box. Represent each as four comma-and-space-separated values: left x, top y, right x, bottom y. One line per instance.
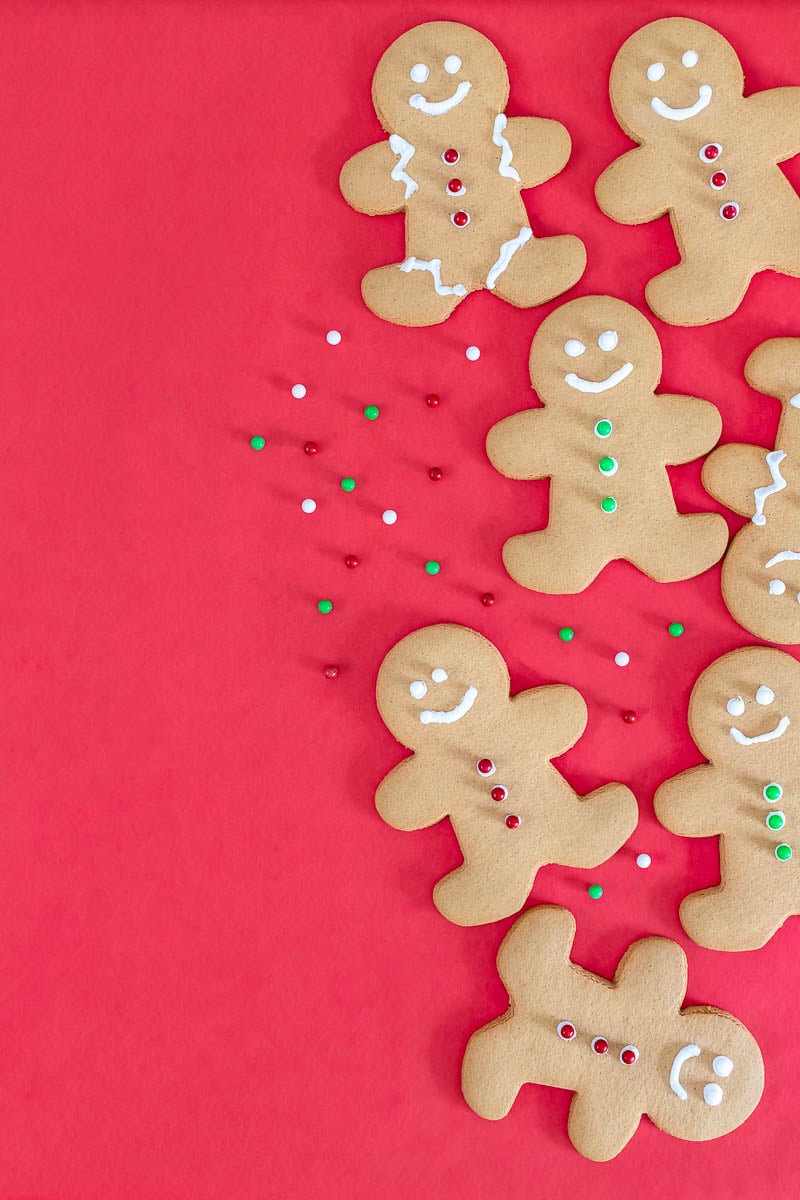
462, 906, 764, 1161
595, 17, 800, 326
656, 646, 800, 951
375, 624, 636, 926
486, 295, 727, 594
704, 338, 800, 643
339, 21, 586, 327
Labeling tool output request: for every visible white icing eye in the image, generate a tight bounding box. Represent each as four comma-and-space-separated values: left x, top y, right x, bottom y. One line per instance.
726, 697, 745, 717
409, 680, 428, 699
598, 330, 618, 352
703, 1083, 724, 1107
769, 579, 786, 595
410, 63, 429, 83
756, 685, 775, 706
443, 55, 461, 74
564, 339, 586, 357
713, 1055, 733, 1078
431, 668, 448, 683
682, 50, 699, 68
647, 62, 665, 82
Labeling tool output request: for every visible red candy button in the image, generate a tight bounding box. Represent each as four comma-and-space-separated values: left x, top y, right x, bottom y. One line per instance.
721, 202, 739, 220
591, 1037, 609, 1055
620, 1046, 639, 1065
557, 1021, 576, 1041
505, 814, 521, 829
443, 148, 460, 164
452, 210, 470, 227
491, 786, 508, 802
710, 171, 727, 189
477, 758, 495, 776
447, 178, 464, 194
700, 142, 721, 161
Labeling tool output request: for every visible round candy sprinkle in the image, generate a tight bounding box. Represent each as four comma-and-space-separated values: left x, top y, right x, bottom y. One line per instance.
326, 329, 342, 345
428, 466, 443, 481
301, 498, 317, 514
425, 560, 441, 575
505, 814, 521, 830
491, 786, 508, 802
588, 884, 603, 900
303, 441, 318, 455
764, 782, 782, 802
622, 710, 637, 724
425, 393, 440, 407
668, 622, 684, 637
480, 592, 495, 607
250, 435, 265, 450
636, 853, 652, 869
291, 384, 307, 399
465, 345, 481, 361
340, 477, 356, 492
364, 405, 380, 421
344, 555, 359, 569
601, 496, 617, 513
767, 811, 786, 831
599, 456, 618, 476
323, 665, 339, 679
776, 843, 793, 861
615, 651, 630, 667
382, 509, 397, 525
477, 759, 495, 776
594, 419, 612, 438
558, 627, 575, 643
317, 599, 333, 614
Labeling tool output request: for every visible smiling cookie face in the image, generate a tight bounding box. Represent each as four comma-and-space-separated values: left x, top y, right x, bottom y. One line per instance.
372, 21, 509, 136
376, 624, 510, 751
530, 295, 661, 401
609, 17, 744, 142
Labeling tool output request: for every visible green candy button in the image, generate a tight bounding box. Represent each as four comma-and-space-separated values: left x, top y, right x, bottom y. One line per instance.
764, 783, 783, 802
594, 419, 612, 438
767, 811, 786, 831
599, 456, 618, 476
600, 496, 617, 513
776, 843, 793, 861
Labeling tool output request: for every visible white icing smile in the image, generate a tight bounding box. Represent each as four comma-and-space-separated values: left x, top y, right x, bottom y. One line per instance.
670, 1045, 732, 1104
670, 1044, 700, 1100
409, 80, 471, 115
730, 716, 790, 746
565, 362, 633, 393
419, 684, 478, 725
651, 84, 712, 121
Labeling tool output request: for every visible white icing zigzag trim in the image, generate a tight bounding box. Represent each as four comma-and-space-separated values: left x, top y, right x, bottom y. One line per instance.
388, 134, 418, 200
752, 449, 787, 526
486, 226, 532, 289
492, 114, 521, 182
398, 257, 468, 297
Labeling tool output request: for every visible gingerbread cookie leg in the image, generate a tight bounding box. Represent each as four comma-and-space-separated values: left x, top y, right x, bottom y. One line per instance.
361, 263, 466, 328
627, 513, 728, 582
544, 782, 638, 868
702, 443, 772, 517
568, 1091, 643, 1162
646, 256, 751, 328
490, 232, 586, 309
462, 1017, 530, 1120
434, 854, 532, 927
502, 527, 611, 595
680, 884, 787, 952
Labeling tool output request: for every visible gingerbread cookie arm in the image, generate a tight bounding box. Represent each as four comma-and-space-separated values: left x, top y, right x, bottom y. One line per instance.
614, 937, 688, 1010
502, 117, 571, 187
654, 394, 722, 464
375, 757, 448, 831
486, 408, 553, 480
511, 683, 587, 755
654, 765, 725, 837
547, 780, 638, 868
595, 147, 669, 224
339, 142, 407, 216
702, 443, 772, 517
747, 88, 800, 162
745, 337, 800, 402
568, 1091, 643, 1162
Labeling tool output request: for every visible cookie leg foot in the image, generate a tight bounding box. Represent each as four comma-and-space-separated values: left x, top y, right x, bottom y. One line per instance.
502, 528, 609, 594
361, 263, 465, 327
568, 1091, 641, 1161
490, 232, 586, 308
433, 859, 532, 926
680, 886, 785, 951
646, 258, 748, 326
549, 783, 638, 868
462, 1019, 527, 1120
628, 513, 727, 582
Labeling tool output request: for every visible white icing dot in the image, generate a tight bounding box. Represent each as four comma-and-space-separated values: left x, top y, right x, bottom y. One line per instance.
598, 330, 618, 352
647, 62, 665, 82
769, 579, 786, 595
615, 651, 630, 667
726, 696, 745, 717
410, 63, 429, 83
564, 338, 586, 358
291, 383, 307, 399
636, 853, 652, 869
301, 498, 317, 514
326, 329, 342, 346
409, 680, 428, 699
790, 393, 800, 409
682, 49, 699, 68
443, 55, 461, 74
703, 1083, 724, 1107
756, 685, 775, 706
713, 1055, 733, 1078
431, 668, 448, 683
382, 509, 398, 525
465, 345, 480, 361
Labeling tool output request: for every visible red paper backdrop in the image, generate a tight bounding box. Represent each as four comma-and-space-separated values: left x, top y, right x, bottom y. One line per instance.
2, 0, 800, 1196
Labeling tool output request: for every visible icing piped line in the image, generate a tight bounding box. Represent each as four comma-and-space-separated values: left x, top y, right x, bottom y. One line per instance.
492, 114, 521, 182
399, 257, 468, 297
419, 684, 478, 725
730, 716, 790, 745
486, 227, 532, 289
752, 450, 787, 526
388, 134, 418, 199
766, 549, 800, 568
670, 1044, 700, 1100
409, 81, 471, 115
565, 362, 633, 393
651, 84, 712, 121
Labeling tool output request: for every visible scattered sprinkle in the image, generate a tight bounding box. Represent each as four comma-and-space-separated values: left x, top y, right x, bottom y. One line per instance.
340, 477, 356, 492
428, 466, 443, 481
326, 330, 342, 346
480, 592, 495, 606
425, 560, 441, 575
317, 599, 333, 614
324, 665, 339, 678
382, 509, 397, 525
668, 621, 684, 637
558, 627, 575, 643
303, 441, 318, 455
250, 436, 266, 450
615, 651, 630, 667
301, 498, 317, 514
465, 345, 481, 361
364, 405, 380, 421
588, 884, 603, 900
636, 853, 651, 869
425, 393, 440, 407
291, 384, 307, 399
622, 710, 637, 724
344, 555, 359, 569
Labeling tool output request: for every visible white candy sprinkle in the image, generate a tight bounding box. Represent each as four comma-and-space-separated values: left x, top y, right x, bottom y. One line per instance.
326, 330, 342, 346
301, 498, 317, 514
615, 651, 630, 667
291, 384, 307, 399
636, 853, 651, 869
465, 345, 480, 361
382, 509, 398, 525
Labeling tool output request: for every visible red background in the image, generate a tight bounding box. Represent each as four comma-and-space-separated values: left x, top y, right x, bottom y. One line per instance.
2, 0, 799, 1196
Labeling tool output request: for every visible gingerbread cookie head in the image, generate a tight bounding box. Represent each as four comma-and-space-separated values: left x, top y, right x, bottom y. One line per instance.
609, 17, 744, 143
371, 21, 508, 138
529, 294, 661, 402
376, 624, 509, 753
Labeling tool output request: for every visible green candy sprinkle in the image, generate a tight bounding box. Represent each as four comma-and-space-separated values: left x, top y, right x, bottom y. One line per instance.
594, 419, 612, 438
767, 811, 786, 831
776, 843, 793, 861
250, 436, 266, 450
588, 884, 603, 899
599, 456, 618, 475
425, 560, 441, 576
668, 622, 685, 637
340, 477, 356, 492
364, 405, 380, 420
764, 783, 783, 802
558, 627, 575, 642
600, 496, 617, 513
317, 599, 333, 614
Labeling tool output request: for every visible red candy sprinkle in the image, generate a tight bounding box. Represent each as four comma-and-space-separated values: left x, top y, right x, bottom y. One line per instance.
447, 178, 463, 194
721, 203, 739, 220
505, 814, 521, 829
452, 210, 469, 227
622, 710, 637, 724
344, 555, 359, 569
477, 758, 495, 776
620, 1047, 638, 1065
558, 1022, 576, 1041
702, 142, 721, 161
303, 440, 318, 455
425, 393, 440, 407
711, 171, 727, 188
592, 1037, 609, 1055
428, 466, 443, 481
480, 592, 495, 607
323, 665, 339, 679
443, 148, 460, 164
491, 786, 507, 802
